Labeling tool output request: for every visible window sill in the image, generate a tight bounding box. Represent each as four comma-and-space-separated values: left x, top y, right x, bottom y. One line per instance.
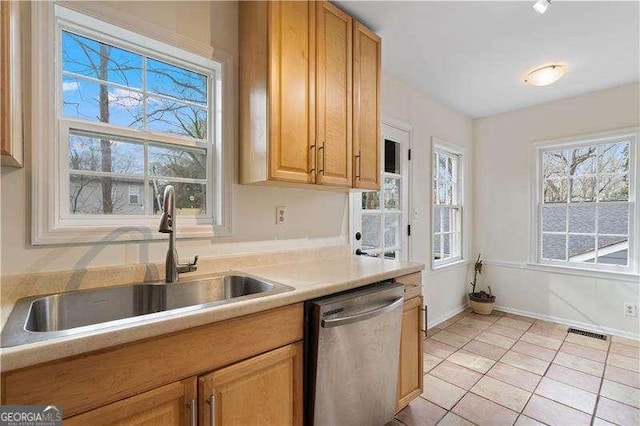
483, 260, 640, 282
431, 258, 470, 272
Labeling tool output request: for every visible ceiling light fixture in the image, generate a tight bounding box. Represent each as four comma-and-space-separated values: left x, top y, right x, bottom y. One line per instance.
533, 0, 551, 15
524, 64, 567, 86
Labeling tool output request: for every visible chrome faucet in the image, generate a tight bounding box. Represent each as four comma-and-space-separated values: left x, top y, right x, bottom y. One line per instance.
158, 185, 198, 283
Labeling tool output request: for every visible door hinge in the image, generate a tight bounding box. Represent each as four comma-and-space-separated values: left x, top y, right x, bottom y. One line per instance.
408, 149, 412, 161
407, 224, 411, 236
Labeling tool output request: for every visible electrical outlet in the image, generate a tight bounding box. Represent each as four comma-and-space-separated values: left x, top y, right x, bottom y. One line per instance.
276, 206, 286, 225
624, 303, 637, 317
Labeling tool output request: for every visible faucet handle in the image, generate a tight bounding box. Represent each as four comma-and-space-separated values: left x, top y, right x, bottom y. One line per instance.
191, 255, 199, 266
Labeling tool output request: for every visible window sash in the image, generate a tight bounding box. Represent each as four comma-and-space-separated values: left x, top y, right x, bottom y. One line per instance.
534, 132, 637, 273
56, 13, 218, 222
432, 147, 463, 267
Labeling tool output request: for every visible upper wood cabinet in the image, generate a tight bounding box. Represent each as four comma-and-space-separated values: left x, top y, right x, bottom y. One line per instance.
353, 22, 381, 190
198, 342, 303, 426
315, 2, 352, 187
1, 0, 23, 168
64, 378, 197, 426
239, 1, 315, 185
239, 1, 379, 190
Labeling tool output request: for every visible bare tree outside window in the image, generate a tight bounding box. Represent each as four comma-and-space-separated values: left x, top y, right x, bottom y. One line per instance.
61, 31, 210, 216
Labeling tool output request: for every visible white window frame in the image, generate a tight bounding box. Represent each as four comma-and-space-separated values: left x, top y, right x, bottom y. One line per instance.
31, 3, 233, 245
531, 128, 638, 275
431, 137, 464, 269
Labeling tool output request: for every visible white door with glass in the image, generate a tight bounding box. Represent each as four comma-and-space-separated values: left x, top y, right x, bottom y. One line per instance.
352, 122, 411, 260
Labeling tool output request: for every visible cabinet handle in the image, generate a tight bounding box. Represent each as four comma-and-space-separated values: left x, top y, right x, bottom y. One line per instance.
207, 394, 216, 426
309, 143, 316, 174
318, 142, 325, 175
355, 150, 362, 180
188, 399, 197, 426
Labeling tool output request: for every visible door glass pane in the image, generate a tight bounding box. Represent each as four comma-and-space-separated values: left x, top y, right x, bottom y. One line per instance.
384, 177, 400, 210
362, 192, 380, 210
384, 214, 400, 248
384, 139, 400, 174
362, 214, 381, 250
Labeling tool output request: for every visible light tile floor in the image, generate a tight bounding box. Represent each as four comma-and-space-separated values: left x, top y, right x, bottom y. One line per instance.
395, 309, 640, 426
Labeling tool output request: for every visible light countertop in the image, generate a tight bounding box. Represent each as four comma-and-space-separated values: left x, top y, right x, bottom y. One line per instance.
1, 255, 423, 371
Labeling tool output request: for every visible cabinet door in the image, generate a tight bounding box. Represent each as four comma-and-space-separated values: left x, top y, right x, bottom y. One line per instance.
65, 378, 197, 426
352, 21, 381, 190
396, 296, 423, 412
199, 342, 303, 426
315, 1, 352, 187
268, 1, 315, 183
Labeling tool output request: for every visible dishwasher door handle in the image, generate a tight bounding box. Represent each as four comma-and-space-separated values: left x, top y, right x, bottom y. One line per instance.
321, 297, 404, 328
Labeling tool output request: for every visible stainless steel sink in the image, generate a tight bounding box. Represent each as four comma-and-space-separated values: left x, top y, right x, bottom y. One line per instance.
1, 273, 293, 347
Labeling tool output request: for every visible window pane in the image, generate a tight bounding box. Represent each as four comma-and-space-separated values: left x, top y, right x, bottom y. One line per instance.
384, 214, 400, 248
361, 214, 381, 250
597, 236, 629, 266
598, 142, 629, 174
384, 177, 400, 210
62, 77, 143, 128
147, 97, 208, 139
433, 234, 441, 260
569, 146, 596, 176
542, 233, 566, 260
438, 155, 450, 182
149, 144, 206, 180
62, 31, 143, 89
598, 173, 629, 202
70, 175, 145, 215
542, 206, 566, 232
69, 133, 144, 175
568, 205, 595, 233
570, 176, 596, 202
543, 150, 568, 179
150, 181, 206, 216
384, 139, 400, 174
362, 192, 380, 210
442, 208, 451, 232
543, 178, 567, 203
147, 58, 207, 105
452, 232, 461, 258
598, 204, 629, 235
568, 235, 595, 261
443, 233, 451, 259
433, 207, 442, 233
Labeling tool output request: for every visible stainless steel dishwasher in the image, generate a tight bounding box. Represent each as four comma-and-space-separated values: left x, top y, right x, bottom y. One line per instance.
305, 281, 404, 426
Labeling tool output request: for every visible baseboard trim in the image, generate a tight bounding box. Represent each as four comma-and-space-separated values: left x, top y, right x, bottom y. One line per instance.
494, 304, 640, 341
426, 303, 469, 330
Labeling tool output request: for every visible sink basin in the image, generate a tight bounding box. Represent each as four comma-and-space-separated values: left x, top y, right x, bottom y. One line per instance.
1, 273, 293, 347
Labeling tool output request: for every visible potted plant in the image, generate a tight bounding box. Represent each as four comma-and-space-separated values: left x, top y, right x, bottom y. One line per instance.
469, 254, 495, 315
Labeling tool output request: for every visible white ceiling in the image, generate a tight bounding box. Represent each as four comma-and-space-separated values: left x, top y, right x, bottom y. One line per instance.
336, 1, 640, 118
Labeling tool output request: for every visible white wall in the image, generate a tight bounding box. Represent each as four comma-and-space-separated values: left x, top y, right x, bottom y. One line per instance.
473, 83, 640, 338
0, 1, 348, 277
381, 73, 474, 326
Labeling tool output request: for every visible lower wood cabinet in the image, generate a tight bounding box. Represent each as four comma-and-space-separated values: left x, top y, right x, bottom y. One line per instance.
64, 378, 197, 426
199, 342, 303, 426
396, 295, 424, 412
